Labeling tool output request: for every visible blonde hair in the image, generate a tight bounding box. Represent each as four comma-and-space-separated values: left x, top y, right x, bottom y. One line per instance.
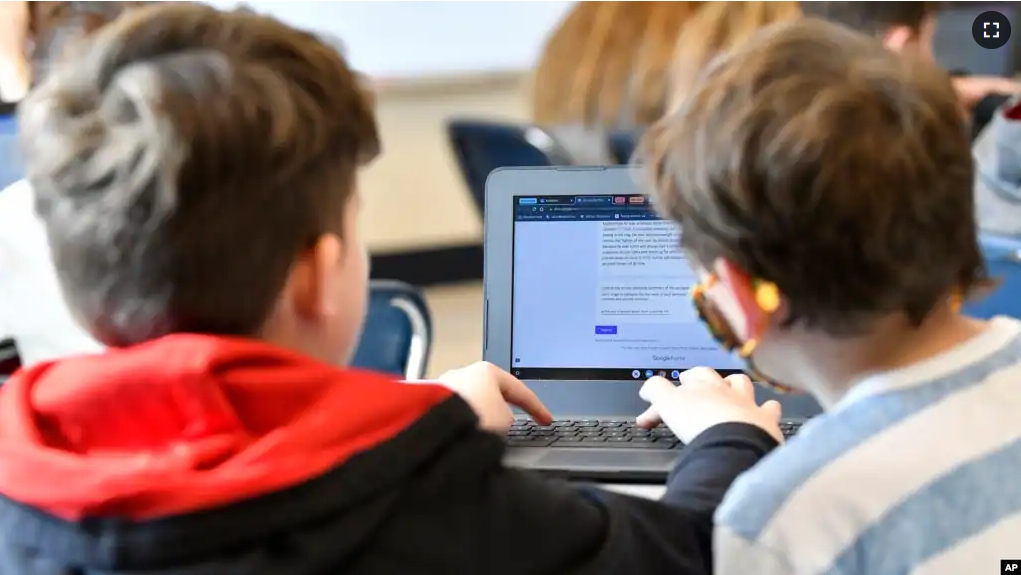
532, 1, 704, 128
670, 1, 800, 109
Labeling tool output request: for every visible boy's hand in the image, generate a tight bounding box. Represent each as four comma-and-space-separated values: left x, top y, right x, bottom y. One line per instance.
636, 368, 783, 444
435, 362, 553, 432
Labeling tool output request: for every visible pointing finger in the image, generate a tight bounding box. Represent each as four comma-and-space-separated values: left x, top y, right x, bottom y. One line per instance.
495, 371, 553, 425
639, 376, 677, 406
635, 406, 662, 429
725, 373, 755, 398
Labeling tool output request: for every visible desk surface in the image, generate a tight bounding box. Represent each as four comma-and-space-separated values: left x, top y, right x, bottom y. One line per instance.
599, 484, 666, 500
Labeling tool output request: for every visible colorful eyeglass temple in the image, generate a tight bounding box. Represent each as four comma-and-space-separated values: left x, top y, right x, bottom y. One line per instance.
950, 292, 963, 312
692, 274, 795, 393
694, 278, 966, 394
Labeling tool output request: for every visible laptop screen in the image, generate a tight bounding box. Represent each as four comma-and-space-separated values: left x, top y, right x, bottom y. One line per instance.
510, 194, 744, 382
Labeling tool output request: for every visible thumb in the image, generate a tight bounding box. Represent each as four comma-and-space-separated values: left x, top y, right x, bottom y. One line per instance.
760, 399, 782, 423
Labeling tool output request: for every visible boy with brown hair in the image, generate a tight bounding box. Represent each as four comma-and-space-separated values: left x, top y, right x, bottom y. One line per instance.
639, 18, 1021, 575
0, 3, 784, 574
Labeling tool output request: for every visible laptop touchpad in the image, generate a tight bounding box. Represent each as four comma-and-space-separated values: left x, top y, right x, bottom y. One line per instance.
537, 450, 676, 469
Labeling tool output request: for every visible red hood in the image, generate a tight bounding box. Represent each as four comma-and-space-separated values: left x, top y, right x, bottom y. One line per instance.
0, 334, 452, 521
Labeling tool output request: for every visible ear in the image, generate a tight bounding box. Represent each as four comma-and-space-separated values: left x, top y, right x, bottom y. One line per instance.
882, 25, 915, 53
288, 233, 343, 321
706, 259, 760, 342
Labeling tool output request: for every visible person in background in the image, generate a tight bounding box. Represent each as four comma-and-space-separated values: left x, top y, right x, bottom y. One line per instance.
641, 18, 1021, 575
801, 2, 1021, 238
0, 3, 786, 573
532, 1, 704, 130
0, 1, 145, 365
973, 96, 1021, 236
800, 1, 1021, 132
0, 2, 30, 105
668, 1, 800, 109
0, 2, 30, 191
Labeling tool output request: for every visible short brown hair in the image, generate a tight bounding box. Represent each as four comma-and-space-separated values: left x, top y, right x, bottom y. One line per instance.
643, 18, 987, 335
19, 3, 379, 346
799, 1, 941, 37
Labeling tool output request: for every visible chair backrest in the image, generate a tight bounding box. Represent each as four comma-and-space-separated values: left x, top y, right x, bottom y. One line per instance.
608, 130, 640, 165
962, 233, 1021, 320
446, 119, 569, 214
351, 280, 433, 380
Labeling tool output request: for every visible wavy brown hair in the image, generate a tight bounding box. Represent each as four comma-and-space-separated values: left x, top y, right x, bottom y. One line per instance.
670, 1, 800, 110
532, 1, 704, 128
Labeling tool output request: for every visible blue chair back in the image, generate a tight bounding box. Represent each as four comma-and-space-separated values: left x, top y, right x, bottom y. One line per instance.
352, 280, 433, 380
963, 233, 1021, 320
0, 113, 21, 191
608, 130, 640, 165
446, 119, 568, 214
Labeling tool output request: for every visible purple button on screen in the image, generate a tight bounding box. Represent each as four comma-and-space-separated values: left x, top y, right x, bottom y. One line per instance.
595, 325, 618, 335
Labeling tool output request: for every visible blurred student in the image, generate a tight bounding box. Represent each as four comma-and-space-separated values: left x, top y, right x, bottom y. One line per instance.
0, 2, 147, 364
973, 96, 1021, 236
532, 1, 703, 130
0, 2, 30, 190
801, 2, 1021, 128
668, 1, 800, 109
801, 1, 1021, 238
0, 4, 785, 573
640, 18, 1021, 575
0, 2, 30, 105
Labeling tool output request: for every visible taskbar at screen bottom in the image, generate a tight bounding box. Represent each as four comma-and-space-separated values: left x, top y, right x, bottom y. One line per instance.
512, 367, 746, 381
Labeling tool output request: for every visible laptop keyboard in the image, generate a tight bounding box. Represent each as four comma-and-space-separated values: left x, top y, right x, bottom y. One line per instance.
780, 421, 802, 438
506, 419, 802, 449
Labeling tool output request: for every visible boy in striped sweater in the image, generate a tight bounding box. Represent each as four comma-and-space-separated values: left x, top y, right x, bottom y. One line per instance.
639, 18, 1021, 575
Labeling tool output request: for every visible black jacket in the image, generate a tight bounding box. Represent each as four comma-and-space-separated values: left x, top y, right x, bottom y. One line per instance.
0, 397, 775, 575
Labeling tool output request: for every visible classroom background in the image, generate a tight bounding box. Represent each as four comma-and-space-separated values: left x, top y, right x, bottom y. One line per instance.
214, 1, 1011, 379
2, 0, 1018, 381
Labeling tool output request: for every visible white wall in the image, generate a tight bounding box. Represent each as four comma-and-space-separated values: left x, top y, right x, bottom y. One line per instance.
202, 1, 572, 252
207, 1, 574, 79
360, 73, 528, 252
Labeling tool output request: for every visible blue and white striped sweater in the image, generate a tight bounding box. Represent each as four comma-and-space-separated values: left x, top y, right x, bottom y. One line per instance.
715, 316, 1021, 575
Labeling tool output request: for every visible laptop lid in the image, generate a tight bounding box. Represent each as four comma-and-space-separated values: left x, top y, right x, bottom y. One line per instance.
483, 166, 822, 420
